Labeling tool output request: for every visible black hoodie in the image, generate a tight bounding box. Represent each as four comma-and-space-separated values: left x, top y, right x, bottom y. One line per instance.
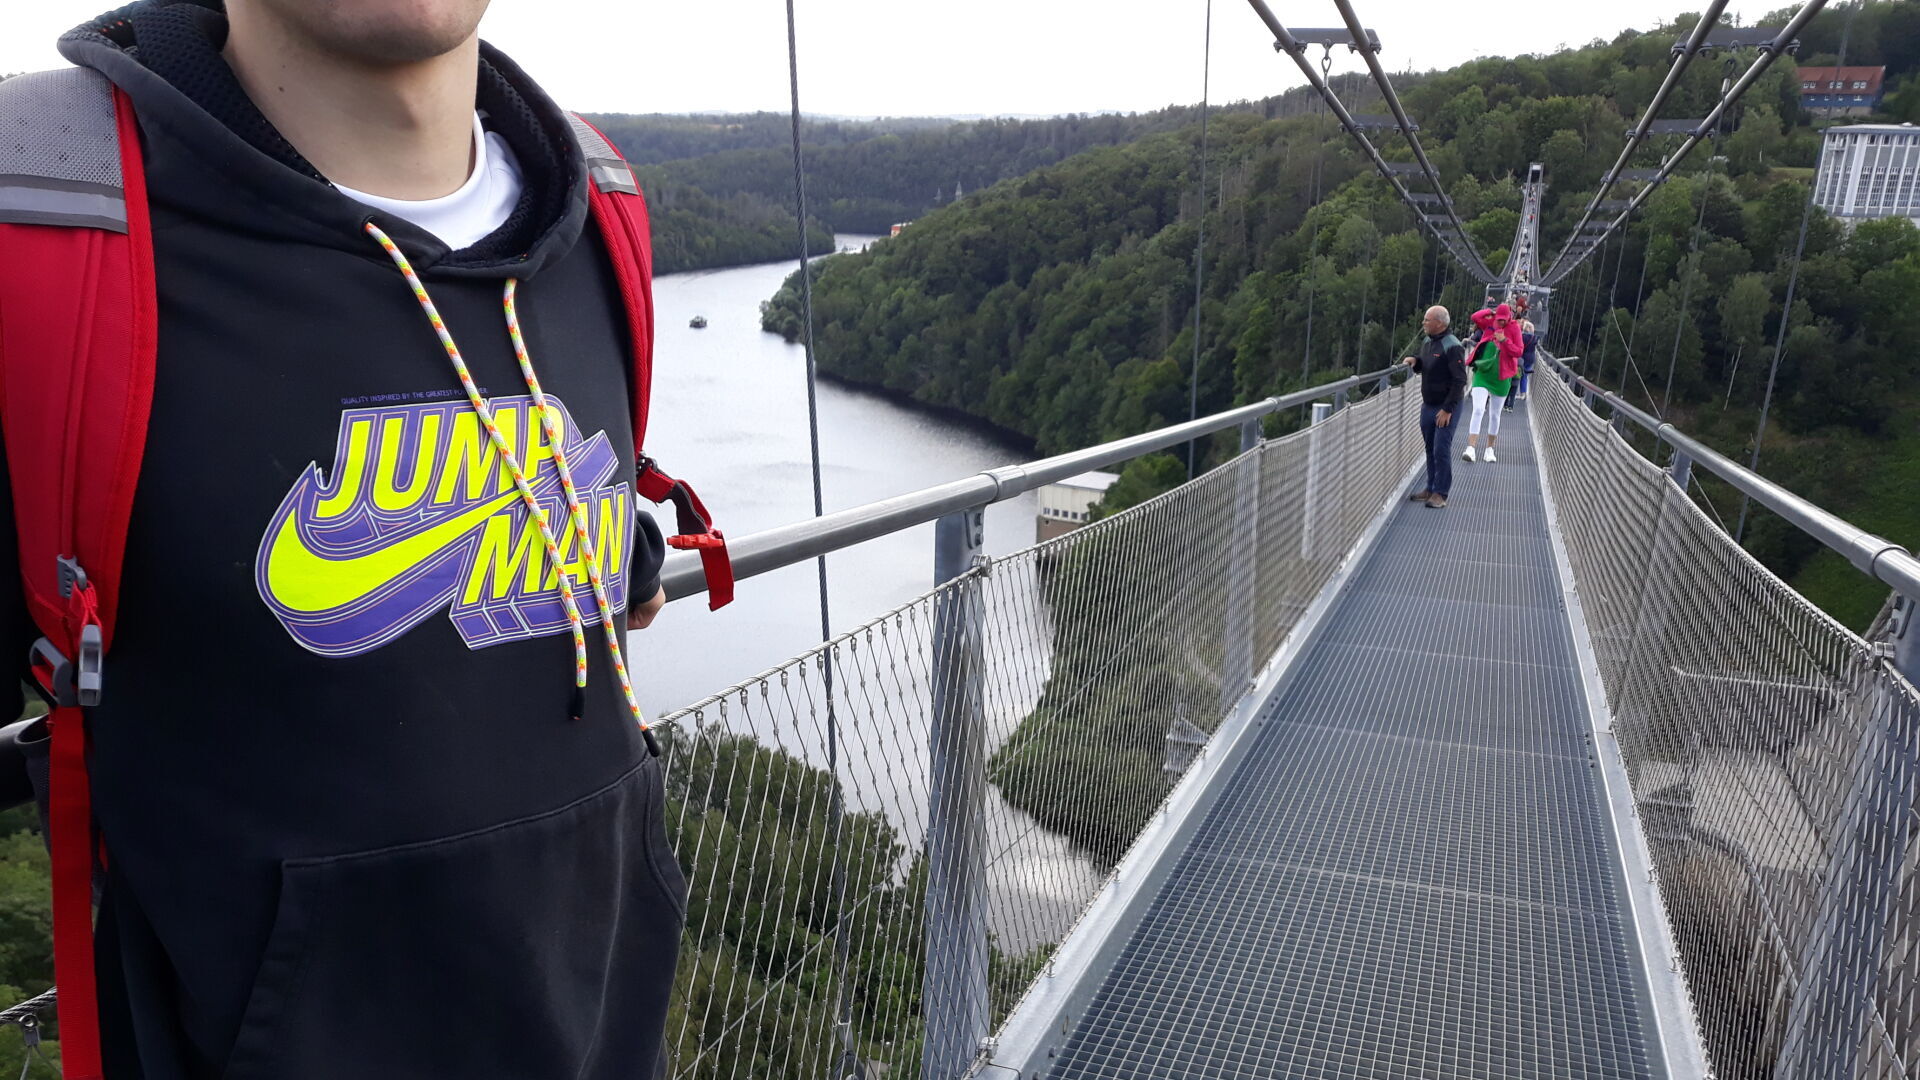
4, 4, 683, 1076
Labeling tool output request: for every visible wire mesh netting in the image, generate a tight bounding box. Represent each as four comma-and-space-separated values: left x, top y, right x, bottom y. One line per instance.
650, 379, 1419, 1080
1533, 369, 1920, 1080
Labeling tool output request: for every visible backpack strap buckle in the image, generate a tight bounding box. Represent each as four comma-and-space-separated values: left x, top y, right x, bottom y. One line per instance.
56, 555, 89, 599
35, 557, 104, 708
29, 633, 101, 709
637, 455, 735, 611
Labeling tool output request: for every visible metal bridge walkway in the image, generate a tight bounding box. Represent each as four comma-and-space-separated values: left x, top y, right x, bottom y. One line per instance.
1045, 407, 1658, 1079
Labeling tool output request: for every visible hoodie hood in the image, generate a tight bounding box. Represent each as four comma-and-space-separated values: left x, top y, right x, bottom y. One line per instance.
1471, 306, 1525, 381
59, 0, 589, 279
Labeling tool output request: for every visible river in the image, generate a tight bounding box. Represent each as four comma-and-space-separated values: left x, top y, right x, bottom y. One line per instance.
638, 238, 1041, 715
638, 242, 1102, 950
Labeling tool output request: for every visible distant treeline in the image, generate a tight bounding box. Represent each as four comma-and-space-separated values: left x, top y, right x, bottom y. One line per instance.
586, 77, 1385, 273
584, 112, 962, 167
628, 166, 834, 276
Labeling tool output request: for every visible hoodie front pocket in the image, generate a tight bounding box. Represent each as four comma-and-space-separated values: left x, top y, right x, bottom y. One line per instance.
222, 757, 684, 1080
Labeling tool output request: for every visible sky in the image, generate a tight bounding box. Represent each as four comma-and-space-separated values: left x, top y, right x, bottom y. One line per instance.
5, 1, 1794, 118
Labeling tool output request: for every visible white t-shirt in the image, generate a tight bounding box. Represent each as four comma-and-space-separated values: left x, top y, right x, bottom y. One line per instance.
335, 113, 525, 250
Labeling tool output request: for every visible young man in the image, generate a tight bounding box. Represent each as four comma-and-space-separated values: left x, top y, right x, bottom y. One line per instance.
1403, 305, 1467, 509
1, 1, 686, 1075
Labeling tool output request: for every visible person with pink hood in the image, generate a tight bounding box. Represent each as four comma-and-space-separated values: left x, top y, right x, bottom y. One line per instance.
1461, 303, 1524, 462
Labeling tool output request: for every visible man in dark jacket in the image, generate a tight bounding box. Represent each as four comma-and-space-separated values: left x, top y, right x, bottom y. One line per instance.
1403, 305, 1468, 509
2, 1, 685, 1076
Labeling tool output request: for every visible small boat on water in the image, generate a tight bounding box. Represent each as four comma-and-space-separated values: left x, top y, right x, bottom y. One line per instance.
689, 315, 708, 329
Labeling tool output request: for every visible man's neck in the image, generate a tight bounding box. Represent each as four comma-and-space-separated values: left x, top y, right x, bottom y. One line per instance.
223, 9, 479, 200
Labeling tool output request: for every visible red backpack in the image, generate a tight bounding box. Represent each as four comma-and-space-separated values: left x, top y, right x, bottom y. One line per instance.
0, 67, 731, 1078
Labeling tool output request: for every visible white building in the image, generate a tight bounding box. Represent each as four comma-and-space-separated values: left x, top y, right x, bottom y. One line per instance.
1812, 123, 1920, 227
1036, 471, 1119, 542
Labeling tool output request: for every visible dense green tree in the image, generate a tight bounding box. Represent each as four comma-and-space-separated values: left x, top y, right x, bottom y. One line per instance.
1725, 105, 1786, 178
1716, 272, 1773, 405
1843, 216, 1920, 279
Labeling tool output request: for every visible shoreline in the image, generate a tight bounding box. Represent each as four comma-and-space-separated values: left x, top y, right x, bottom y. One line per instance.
814, 367, 1039, 459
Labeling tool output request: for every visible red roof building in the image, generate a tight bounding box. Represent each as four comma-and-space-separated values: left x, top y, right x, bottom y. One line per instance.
1798, 66, 1886, 116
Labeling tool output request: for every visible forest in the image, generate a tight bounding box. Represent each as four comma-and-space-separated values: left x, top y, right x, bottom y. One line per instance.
589, 80, 1376, 271
764, 1, 1920, 634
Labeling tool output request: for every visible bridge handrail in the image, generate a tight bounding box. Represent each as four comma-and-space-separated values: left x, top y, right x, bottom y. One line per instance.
1543, 352, 1920, 603
659, 364, 1407, 600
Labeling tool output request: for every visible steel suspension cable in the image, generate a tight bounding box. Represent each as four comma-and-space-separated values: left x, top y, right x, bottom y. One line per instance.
1582, 245, 1605, 361
1390, 217, 1412, 345
1610, 302, 1668, 415
1354, 190, 1377, 373
1544, 0, 1830, 285
780, 2, 855, 1070
1737, 0, 1859, 543
1663, 168, 1717, 412
1595, 227, 1628, 384
1543, 0, 1730, 279
1579, 238, 1604, 371
1301, 57, 1329, 382
1625, 226, 1653, 358
1243, 0, 1492, 282
1188, 0, 1213, 479
1328, 0, 1494, 281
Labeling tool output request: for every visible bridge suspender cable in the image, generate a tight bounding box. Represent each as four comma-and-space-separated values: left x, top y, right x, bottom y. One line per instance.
1355, 192, 1376, 374
1625, 229, 1653, 360
1302, 55, 1327, 382
780, 2, 859, 1072
1738, 0, 1860, 543
1663, 156, 1718, 413
1328, 0, 1494, 282
1543, 0, 1730, 281
1544, 0, 1829, 285
1243, 0, 1495, 286
1595, 228, 1628, 384
1188, 0, 1213, 480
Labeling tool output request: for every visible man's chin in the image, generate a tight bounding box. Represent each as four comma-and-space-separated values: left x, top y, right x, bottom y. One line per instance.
251, 0, 491, 66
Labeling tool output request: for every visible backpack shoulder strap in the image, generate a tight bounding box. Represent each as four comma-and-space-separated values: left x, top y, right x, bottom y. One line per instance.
566, 114, 733, 610
0, 65, 155, 1080
0, 67, 156, 661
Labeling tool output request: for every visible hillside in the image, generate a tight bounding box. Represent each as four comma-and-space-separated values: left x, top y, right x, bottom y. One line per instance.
764, 4, 1920, 631
583, 112, 961, 167
593, 77, 1385, 273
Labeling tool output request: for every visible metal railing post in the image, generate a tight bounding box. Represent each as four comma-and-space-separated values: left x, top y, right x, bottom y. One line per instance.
1221, 421, 1264, 713
1895, 595, 1920, 685
924, 507, 990, 1080
1668, 448, 1693, 491
1301, 403, 1333, 560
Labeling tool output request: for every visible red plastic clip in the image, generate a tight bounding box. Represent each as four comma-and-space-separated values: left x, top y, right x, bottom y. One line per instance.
667, 532, 727, 552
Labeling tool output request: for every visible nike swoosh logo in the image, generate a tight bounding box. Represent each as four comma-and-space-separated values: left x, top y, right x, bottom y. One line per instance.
263, 487, 523, 615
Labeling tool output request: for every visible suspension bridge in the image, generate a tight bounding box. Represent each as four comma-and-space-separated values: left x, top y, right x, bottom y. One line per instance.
4, 0, 1917, 1078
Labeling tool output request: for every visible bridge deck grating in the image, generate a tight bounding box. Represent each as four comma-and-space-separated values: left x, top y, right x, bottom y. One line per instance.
1044, 406, 1655, 1079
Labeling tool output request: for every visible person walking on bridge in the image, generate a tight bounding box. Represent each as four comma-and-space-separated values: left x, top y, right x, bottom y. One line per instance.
1462, 303, 1523, 462
1506, 318, 1539, 411
0, 1, 704, 1077
1404, 306, 1467, 509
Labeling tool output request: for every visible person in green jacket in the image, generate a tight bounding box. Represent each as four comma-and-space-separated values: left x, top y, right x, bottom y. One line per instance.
1462, 304, 1522, 463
